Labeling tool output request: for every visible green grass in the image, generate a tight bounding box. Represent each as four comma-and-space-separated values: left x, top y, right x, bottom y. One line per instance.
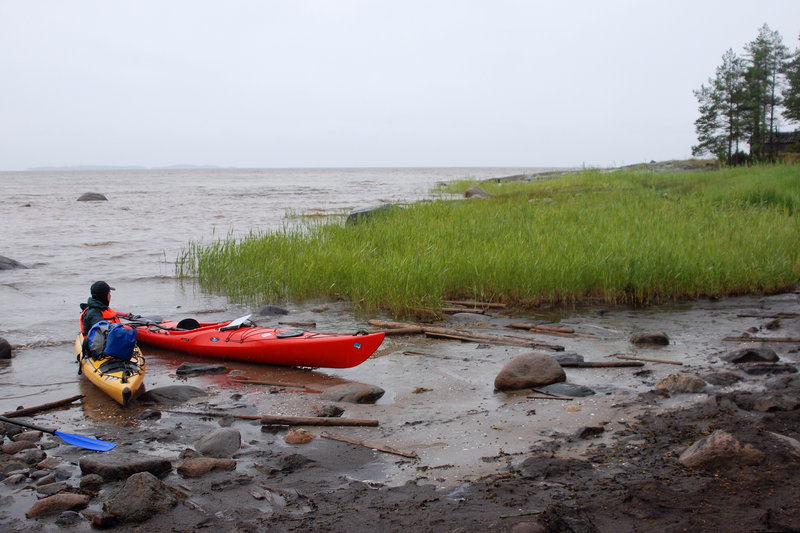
177, 163, 800, 318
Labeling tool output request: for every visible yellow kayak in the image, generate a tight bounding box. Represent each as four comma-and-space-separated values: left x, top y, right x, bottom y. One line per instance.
74, 335, 146, 407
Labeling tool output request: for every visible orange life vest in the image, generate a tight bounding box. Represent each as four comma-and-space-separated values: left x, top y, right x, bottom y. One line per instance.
80, 307, 120, 335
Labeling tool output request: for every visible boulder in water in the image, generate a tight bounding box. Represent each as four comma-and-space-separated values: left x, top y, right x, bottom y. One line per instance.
0, 256, 27, 270
77, 192, 108, 201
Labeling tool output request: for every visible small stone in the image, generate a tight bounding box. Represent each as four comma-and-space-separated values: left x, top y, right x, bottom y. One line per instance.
55, 510, 82, 527
136, 409, 162, 420
3, 473, 27, 485
36, 481, 71, 497
655, 374, 706, 393
177, 457, 237, 478
576, 426, 605, 439
313, 404, 344, 418
12, 430, 42, 442
36, 473, 57, 486
630, 332, 670, 345
2, 440, 37, 454
82, 509, 117, 528
80, 473, 105, 492
284, 429, 315, 444
565, 405, 581, 412
37, 456, 62, 469
26, 493, 90, 518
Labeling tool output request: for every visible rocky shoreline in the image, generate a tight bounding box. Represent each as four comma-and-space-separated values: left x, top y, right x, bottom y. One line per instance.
1, 292, 799, 532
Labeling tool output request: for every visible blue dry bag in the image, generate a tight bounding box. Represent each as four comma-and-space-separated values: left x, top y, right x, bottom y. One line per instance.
87, 320, 137, 360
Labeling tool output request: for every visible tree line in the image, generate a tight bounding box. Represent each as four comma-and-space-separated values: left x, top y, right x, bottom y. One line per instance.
693, 24, 800, 164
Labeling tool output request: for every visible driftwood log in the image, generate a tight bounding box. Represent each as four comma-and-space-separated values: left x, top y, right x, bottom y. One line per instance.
444, 300, 507, 309
441, 307, 485, 314
169, 411, 379, 427
368, 320, 564, 351
260, 415, 379, 427
736, 313, 798, 319
321, 431, 417, 458
2, 395, 85, 418
278, 321, 316, 328
526, 395, 574, 401
403, 350, 465, 361
228, 377, 321, 392
508, 323, 574, 334
723, 336, 800, 343
614, 354, 683, 365
559, 361, 644, 368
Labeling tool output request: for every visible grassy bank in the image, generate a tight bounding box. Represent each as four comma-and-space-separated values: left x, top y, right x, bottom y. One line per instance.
177, 164, 800, 318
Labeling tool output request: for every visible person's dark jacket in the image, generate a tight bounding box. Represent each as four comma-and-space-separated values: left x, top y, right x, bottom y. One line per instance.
81, 296, 111, 335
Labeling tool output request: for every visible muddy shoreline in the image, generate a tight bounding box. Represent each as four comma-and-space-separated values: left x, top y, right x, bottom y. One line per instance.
2, 292, 799, 532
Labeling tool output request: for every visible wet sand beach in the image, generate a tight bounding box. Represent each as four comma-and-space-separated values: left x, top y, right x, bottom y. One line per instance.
2, 291, 798, 532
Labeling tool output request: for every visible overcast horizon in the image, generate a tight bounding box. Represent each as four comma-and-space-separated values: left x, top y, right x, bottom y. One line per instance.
2, 1, 800, 172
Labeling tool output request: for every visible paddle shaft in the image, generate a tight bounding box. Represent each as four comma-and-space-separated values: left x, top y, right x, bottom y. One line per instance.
0, 415, 116, 451
0, 415, 55, 435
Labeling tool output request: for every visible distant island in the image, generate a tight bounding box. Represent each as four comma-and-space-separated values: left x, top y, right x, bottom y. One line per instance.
26, 165, 223, 171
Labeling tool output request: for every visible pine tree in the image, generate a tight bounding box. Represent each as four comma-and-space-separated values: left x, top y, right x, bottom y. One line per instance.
743, 24, 789, 157
692, 49, 747, 163
783, 34, 800, 125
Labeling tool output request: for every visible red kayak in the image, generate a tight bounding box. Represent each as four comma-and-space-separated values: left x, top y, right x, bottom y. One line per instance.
129, 315, 384, 368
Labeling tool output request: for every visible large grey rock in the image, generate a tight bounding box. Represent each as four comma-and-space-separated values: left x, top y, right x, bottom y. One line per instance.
679, 430, 764, 470
194, 428, 241, 458
104, 472, 181, 523
0, 337, 11, 359
541, 382, 596, 397
0, 256, 28, 270
494, 352, 566, 391
77, 192, 107, 201
319, 383, 385, 404
175, 362, 227, 376
255, 304, 289, 316
741, 363, 797, 376
137, 385, 207, 405
464, 185, 491, 198
79, 452, 172, 481
346, 204, 395, 225
722, 347, 780, 364
655, 373, 707, 393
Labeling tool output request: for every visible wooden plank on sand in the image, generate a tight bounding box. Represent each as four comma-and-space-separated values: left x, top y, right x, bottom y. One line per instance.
2, 395, 85, 418
321, 431, 417, 458
615, 354, 683, 365
559, 361, 644, 368
723, 336, 800, 343
261, 415, 379, 427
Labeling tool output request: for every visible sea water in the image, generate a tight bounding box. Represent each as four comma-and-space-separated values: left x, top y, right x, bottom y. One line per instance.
0, 167, 550, 413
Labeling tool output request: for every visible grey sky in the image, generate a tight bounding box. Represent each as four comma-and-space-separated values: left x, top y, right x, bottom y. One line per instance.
2, 1, 799, 171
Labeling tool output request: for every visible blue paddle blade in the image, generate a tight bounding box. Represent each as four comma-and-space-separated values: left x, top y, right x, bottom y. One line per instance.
54, 430, 116, 452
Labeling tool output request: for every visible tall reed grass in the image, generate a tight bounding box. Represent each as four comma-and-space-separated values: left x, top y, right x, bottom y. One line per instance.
177, 164, 800, 317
